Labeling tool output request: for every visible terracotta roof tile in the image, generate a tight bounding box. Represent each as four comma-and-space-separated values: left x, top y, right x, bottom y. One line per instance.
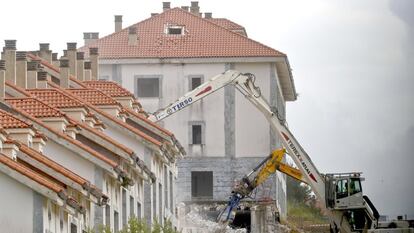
5, 98, 64, 118
79, 8, 285, 59
83, 81, 134, 98
0, 153, 64, 193
54, 87, 163, 147
0, 109, 32, 129
27, 89, 85, 109
9, 105, 119, 169
67, 89, 120, 106
206, 18, 246, 35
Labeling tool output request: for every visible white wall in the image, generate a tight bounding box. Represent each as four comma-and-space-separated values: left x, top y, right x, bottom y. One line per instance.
43, 140, 95, 181
101, 62, 280, 159
0, 173, 33, 233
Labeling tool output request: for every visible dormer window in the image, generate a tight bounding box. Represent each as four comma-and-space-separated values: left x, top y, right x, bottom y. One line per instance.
165, 24, 185, 35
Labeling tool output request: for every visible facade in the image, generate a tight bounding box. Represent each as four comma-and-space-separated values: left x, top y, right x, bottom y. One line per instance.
79, 1, 297, 224
0, 38, 183, 232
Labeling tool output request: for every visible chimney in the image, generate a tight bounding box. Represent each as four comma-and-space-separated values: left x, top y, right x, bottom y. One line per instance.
27, 61, 40, 89
52, 53, 59, 67
15, 51, 28, 89
190, 1, 200, 15
4, 40, 16, 84
2, 142, 18, 161
0, 60, 5, 100
83, 32, 99, 46
114, 15, 123, 33
66, 42, 77, 76
76, 52, 85, 81
181, 6, 189, 11
89, 48, 99, 80
60, 59, 70, 88
84, 61, 92, 81
32, 135, 46, 153
163, 2, 171, 12
37, 71, 48, 88
62, 50, 68, 58
128, 27, 138, 46
39, 43, 52, 63
204, 12, 212, 19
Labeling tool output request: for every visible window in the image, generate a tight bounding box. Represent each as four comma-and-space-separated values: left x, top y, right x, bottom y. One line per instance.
191, 124, 202, 144
130, 196, 135, 217
189, 76, 203, 90
191, 171, 213, 198
137, 202, 142, 219
336, 179, 348, 199
122, 189, 127, 226
164, 166, 168, 210
152, 185, 157, 221
159, 183, 163, 224
70, 223, 77, 233
350, 178, 362, 195
135, 77, 161, 98
114, 211, 119, 232
169, 171, 173, 210
166, 25, 184, 35
105, 205, 110, 227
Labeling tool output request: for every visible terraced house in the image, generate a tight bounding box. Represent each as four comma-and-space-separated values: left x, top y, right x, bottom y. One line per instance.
0, 39, 184, 232
79, 1, 296, 225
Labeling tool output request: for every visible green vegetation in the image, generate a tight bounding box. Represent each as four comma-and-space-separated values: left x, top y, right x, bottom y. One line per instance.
87, 217, 180, 233
286, 176, 328, 229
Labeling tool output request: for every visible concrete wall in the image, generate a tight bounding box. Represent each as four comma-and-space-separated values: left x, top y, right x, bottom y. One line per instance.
0, 173, 34, 233
99, 60, 287, 218
104, 125, 176, 226
43, 140, 95, 182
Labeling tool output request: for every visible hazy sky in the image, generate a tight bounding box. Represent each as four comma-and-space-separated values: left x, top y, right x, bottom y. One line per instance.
1, 0, 413, 219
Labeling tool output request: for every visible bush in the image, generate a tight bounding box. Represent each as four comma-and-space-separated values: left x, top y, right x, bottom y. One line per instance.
90, 216, 180, 233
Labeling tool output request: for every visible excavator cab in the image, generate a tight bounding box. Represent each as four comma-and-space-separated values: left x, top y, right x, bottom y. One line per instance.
325, 173, 365, 210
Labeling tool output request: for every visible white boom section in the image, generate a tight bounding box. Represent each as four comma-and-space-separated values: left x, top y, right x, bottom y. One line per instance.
149, 70, 326, 203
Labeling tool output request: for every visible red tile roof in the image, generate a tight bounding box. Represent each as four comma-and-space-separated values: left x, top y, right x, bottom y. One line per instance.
0, 153, 64, 193
206, 18, 246, 35
27, 89, 85, 109
83, 81, 134, 98
18, 143, 88, 186
0, 109, 32, 129
66, 89, 120, 106
79, 8, 285, 59
5, 98, 65, 118
9, 105, 120, 169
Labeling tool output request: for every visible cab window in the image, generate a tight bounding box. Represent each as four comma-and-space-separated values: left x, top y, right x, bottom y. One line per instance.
336, 179, 348, 199
350, 178, 362, 195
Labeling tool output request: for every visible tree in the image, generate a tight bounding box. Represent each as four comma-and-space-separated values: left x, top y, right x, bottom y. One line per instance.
286, 176, 312, 203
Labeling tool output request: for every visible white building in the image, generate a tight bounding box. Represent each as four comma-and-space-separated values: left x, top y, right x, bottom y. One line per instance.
80, 1, 297, 223
0, 38, 183, 232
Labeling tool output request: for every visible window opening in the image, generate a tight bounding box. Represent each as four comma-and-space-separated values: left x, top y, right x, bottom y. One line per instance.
191, 171, 213, 198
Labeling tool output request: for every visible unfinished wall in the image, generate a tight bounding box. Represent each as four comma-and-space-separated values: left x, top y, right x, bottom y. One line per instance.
99, 60, 288, 219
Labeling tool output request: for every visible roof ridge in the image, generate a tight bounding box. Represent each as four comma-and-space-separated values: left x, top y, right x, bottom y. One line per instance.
6, 97, 66, 118
177, 8, 286, 57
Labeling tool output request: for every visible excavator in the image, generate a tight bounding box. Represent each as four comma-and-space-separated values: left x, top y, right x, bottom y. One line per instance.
149, 70, 413, 233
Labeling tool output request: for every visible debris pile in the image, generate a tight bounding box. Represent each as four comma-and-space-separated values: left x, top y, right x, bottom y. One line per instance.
181, 205, 246, 233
